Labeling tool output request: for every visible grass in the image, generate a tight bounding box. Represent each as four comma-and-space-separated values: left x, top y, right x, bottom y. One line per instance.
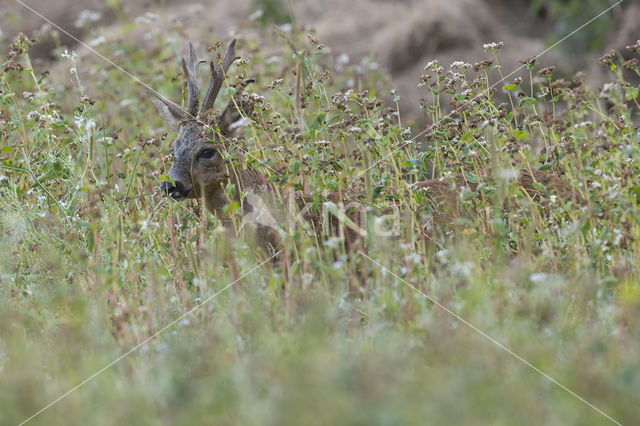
0, 17, 639, 426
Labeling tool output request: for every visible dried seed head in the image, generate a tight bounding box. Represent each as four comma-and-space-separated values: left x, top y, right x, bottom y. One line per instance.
626, 40, 640, 52
518, 56, 537, 66
597, 51, 616, 66
538, 66, 556, 77
622, 58, 639, 70
473, 59, 494, 72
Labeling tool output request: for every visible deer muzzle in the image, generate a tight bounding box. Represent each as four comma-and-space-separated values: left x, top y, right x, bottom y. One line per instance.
160, 180, 189, 201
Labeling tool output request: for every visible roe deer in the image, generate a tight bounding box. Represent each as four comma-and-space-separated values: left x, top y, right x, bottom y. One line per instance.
149, 40, 576, 251
149, 40, 369, 252
148, 40, 281, 243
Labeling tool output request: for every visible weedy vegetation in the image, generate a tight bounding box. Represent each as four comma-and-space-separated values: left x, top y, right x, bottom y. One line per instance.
0, 14, 639, 426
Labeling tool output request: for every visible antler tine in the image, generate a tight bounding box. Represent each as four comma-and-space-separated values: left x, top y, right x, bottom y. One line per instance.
199, 39, 239, 116
181, 41, 201, 116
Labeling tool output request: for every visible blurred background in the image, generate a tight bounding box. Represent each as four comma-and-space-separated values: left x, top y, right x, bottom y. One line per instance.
1, 0, 638, 125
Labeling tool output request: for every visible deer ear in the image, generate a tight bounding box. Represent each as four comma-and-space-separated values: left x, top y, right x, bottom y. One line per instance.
218, 93, 252, 136
146, 90, 191, 132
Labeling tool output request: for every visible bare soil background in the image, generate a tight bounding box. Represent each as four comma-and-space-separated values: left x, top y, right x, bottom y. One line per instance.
1, 0, 639, 124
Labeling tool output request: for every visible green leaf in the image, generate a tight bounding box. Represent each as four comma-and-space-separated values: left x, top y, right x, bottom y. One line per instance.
630, 186, 640, 203
402, 159, 422, 170
372, 184, 385, 199
86, 228, 94, 252
290, 161, 301, 176
512, 129, 528, 140
537, 163, 554, 171
244, 149, 262, 163
502, 83, 518, 91
532, 182, 547, 192
222, 200, 239, 215
581, 217, 592, 236
158, 174, 174, 184
310, 112, 326, 136
505, 112, 513, 122
520, 97, 537, 105
1, 92, 15, 105
464, 172, 479, 184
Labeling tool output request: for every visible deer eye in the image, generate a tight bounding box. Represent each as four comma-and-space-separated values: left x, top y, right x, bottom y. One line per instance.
198, 148, 217, 160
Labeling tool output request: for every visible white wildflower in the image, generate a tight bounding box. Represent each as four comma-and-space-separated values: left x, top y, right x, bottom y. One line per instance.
574, 121, 592, 128
75, 10, 102, 28
337, 53, 350, 65
335, 53, 350, 71
450, 61, 471, 69
323, 236, 343, 249
613, 228, 623, 245
248, 9, 263, 21
435, 249, 448, 262
424, 60, 439, 70
60, 49, 77, 60
98, 136, 114, 146
482, 41, 504, 51
26, 111, 40, 120
498, 168, 519, 180
529, 272, 549, 283
134, 12, 160, 25
88, 35, 106, 47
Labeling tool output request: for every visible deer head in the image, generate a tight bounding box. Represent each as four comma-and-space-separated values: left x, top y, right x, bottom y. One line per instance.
148, 40, 253, 209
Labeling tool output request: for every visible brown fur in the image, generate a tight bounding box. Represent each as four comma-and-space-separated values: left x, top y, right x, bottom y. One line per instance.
416, 168, 574, 201
415, 168, 577, 231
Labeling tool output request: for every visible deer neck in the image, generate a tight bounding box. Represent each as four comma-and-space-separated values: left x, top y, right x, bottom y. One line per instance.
203, 185, 230, 216
202, 167, 270, 216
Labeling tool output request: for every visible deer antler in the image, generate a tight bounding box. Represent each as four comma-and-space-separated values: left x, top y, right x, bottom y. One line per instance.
199, 39, 239, 116
181, 41, 201, 116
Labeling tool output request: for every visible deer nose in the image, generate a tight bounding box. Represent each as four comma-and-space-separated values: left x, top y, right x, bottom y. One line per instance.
160, 181, 187, 200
